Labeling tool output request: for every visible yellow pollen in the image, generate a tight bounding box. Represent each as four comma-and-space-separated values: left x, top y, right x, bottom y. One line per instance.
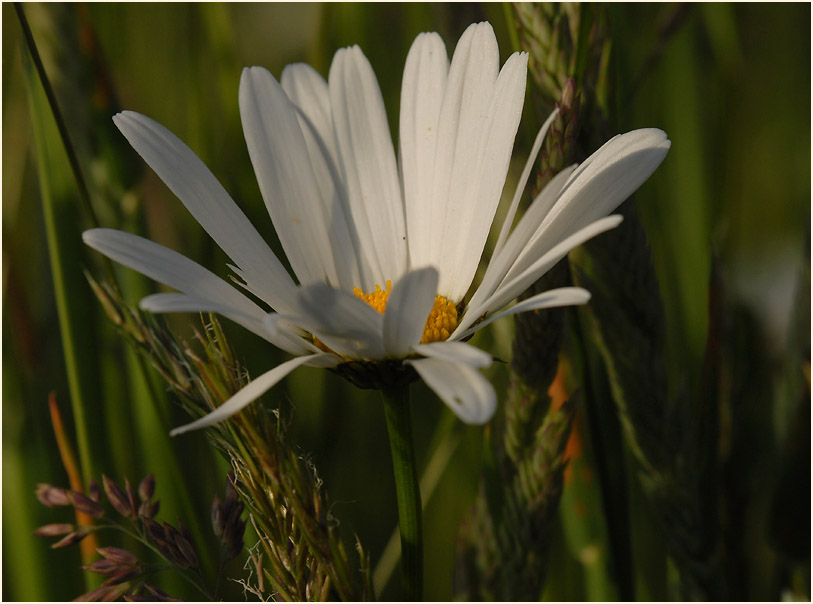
353, 280, 458, 344
353, 281, 392, 314
422, 295, 458, 344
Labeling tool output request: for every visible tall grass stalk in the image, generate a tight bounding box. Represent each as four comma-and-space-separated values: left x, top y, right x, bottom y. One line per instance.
14, 3, 98, 228
20, 14, 101, 492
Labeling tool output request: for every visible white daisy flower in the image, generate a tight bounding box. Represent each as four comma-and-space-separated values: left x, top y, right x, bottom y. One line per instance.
83, 22, 670, 435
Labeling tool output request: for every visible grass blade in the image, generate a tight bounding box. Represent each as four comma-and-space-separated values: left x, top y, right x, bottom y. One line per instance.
20, 19, 102, 488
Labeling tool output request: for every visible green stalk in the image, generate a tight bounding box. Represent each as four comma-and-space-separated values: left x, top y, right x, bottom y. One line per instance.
20, 14, 106, 594
381, 385, 423, 601
501, 3, 523, 54
373, 411, 460, 592
569, 306, 635, 600
20, 13, 102, 488
14, 3, 99, 229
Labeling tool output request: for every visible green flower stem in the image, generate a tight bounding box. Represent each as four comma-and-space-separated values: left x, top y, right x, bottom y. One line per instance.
381, 385, 423, 601
373, 411, 460, 592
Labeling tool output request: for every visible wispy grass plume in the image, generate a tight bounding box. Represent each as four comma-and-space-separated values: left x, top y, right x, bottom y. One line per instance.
88, 277, 374, 600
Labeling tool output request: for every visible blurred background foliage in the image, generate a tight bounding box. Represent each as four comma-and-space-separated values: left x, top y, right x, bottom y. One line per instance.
3, 2, 809, 601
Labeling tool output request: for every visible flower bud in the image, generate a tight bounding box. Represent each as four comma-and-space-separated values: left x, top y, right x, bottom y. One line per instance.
138, 499, 160, 519
138, 474, 155, 502
32, 523, 74, 537
76, 582, 131, 602
103, 475, 134, 518
83, 559, 119, 576
125, 479, 138, 514
51, 528, 92, 548
35, 483, 70, 507
97, 546, 139, 566
66, 490, 105, 518
88, 479, 101, 503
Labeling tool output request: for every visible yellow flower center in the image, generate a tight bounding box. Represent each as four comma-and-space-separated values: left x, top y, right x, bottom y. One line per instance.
353, 280, 458, 344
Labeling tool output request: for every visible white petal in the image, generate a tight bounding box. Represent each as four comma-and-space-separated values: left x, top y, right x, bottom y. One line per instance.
472, 215, 623, 325
431, 23, 499, 201
530, 129, 671, 266
228, 264, 283, 308
279, 65, 367, 290
139, 292, 261, 331
465, 129, 670, 330
455, 287, 591, 341
263, 313, 323, 355
281, 63, 338, 163
465, 165, 577, 320
407, 356, 496, 424
400, 32, 449, 273
493, 108, 560, 256
86, 229, 313, 357
438, 51, 528, 302
412, 340, 492, 369
140, 293, 313, 355
383, 267, 438, 357
329, 45, 407, 287
112, 111, 297, 313
83, 228, 263, 319
169, 353, 339, 436
428, 23, 498, 296
497, 165, 579, 271
283, 282, 386, 360
240, 67, 361, 289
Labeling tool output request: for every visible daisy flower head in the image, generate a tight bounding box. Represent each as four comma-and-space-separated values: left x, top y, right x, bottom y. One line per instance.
84, 22, 670, 435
